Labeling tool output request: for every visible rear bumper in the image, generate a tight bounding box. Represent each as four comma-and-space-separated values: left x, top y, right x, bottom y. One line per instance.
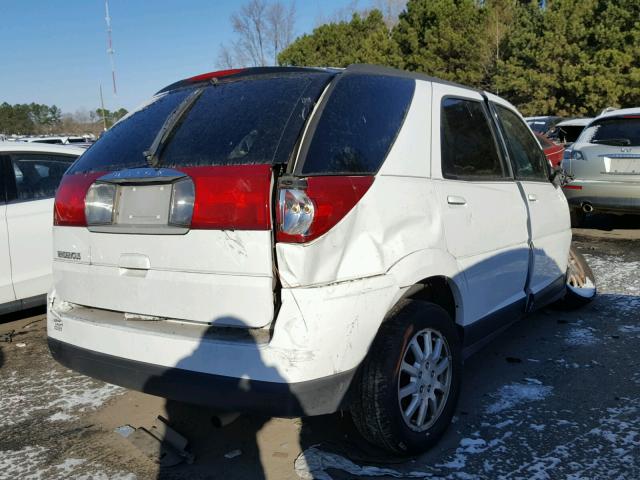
563, 179, 640, 214
48, 337, 355, 416
46, 274, 398, 416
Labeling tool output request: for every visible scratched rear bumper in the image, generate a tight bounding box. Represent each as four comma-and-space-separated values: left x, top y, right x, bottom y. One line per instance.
47, 275, 398, 415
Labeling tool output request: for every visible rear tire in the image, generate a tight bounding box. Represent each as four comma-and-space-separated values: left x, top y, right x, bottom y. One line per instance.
554, 245, 596, 310
350, 300, 462, 455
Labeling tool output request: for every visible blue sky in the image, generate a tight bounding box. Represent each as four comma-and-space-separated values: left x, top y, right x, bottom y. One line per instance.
0, 0, 371, 114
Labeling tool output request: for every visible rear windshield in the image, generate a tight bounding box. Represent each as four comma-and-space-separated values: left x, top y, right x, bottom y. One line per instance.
300, 74, 415, 175
68, 73, 332, 174
580, 117, 640, 147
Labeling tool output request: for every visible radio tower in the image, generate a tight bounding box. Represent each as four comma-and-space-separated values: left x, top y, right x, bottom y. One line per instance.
105, 0, 117, 95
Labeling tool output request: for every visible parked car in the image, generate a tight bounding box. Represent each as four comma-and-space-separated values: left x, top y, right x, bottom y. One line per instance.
536, 132, 565, 168
552, 117, 593, 145
561, 108, 640, 227
47, 65, 596, 455
22, 136, 87, 145
1, 142, 83, 314
525, 115, 563, 135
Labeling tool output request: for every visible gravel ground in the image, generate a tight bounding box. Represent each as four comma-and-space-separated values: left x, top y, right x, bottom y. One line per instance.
0, 219, 638, 480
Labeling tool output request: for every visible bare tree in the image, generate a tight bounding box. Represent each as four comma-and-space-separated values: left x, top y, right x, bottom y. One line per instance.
314, 0, 404, 30
217, 0, 296, 68
371, 0, 405, 28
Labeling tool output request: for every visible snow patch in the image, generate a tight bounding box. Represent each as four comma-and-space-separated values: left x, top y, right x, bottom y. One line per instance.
0, 369, 124, 427
294, 447, 430, 480
565, 327, 598, 346
0, 447, 135, 480
486, 383, 553, 414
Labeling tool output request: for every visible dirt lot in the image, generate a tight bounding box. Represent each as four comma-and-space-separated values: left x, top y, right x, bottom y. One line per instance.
1, 215, 639, 479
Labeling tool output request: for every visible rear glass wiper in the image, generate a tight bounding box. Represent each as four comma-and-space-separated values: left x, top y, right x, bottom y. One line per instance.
592, 138, 631, 146
144, 87, 205, 167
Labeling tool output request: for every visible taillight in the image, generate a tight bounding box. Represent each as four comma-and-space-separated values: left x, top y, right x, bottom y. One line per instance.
54, 165, 273, 231
180, 165, 272, 230
54, 172, 105, 226
85, 183, 116, 225
168, 178, 195, 227
276, 176, 374, 243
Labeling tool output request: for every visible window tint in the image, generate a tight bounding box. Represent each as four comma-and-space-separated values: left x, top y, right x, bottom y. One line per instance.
441, 98, 505, 180
301, 74, 415, 175
0, 155, 10, 202
162, 73, 330, 167
10, 154, 76, 200
495, 105, 548, 181
580, 117, 640, 147
68, 89, 193, 173
69, 73, 331, 174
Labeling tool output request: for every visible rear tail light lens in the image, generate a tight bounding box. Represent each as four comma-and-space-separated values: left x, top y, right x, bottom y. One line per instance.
180, 165, 272, 230
85, 183, 116, 225
169, 178, 195, 227
54, 172, 106, 226
276, 176, 374, 243
54, 165, 272, 231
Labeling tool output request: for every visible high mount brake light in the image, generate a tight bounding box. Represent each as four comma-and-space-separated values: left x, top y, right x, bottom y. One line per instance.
187, 69, 245, 83
276, 176, 374, 243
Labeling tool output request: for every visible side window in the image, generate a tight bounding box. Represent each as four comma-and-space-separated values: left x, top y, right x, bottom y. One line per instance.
10, 154, 75, 201
494, 105, 548, 181
441, 97, 506, 180
0, 155, 10, 203
301, 74, 415, 175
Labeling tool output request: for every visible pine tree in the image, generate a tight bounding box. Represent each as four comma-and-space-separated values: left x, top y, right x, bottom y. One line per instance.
277, 10, 400, 68
392, 0, 490, 87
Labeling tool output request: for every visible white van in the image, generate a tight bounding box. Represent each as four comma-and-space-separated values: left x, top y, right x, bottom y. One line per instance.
47, 65, 595, 454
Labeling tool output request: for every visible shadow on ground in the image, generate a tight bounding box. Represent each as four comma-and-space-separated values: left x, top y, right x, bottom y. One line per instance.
580, 213, 640, 231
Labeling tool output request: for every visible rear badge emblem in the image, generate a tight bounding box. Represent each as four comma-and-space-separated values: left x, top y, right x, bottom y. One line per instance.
57, 251, 81, 261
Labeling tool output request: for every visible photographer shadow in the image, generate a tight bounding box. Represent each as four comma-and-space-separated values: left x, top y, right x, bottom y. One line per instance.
143, 318, 302, 479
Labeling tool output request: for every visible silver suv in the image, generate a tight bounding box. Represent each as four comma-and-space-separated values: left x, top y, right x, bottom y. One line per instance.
561, 108, 640, 226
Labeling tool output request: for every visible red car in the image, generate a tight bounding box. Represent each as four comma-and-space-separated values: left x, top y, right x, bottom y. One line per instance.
536, 132, 564, 168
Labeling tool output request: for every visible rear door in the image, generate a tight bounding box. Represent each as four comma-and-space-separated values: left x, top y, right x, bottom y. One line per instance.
6, 153, 77, 300
53, 71, 332, 328
0, 157, 16, 305
491, 100, 571, 298
433, 84, 530, 326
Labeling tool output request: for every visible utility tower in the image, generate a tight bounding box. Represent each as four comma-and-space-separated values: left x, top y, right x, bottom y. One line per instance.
105, 0, 117, 95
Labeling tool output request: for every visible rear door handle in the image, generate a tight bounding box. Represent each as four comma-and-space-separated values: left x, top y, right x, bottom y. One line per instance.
447, 195, 467, 206
527, 194, 538, 202
119, 253, 150, 270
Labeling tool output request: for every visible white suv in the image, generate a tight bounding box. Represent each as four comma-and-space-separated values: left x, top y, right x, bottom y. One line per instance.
1, 142, 83, 314
47, 65, 595, 454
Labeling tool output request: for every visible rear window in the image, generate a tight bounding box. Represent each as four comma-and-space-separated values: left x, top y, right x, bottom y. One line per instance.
300, 74, 415, 175
580, 117, 640, 147
69, 73, 332, 174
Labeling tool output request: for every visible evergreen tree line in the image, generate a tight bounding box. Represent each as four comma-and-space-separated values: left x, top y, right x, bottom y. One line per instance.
0, 103, 128, 136
278, 0, 640, 117
0, 102, 62, 135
